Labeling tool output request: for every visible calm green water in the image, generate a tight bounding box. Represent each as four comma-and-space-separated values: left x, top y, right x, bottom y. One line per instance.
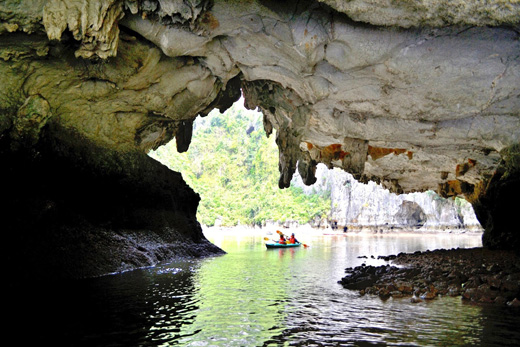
10, 230, 520, 346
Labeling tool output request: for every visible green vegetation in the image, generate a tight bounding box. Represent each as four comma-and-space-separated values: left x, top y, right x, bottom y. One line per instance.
149, 99, 330, 227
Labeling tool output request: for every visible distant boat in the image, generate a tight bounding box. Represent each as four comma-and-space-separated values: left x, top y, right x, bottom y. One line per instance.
265, 242, 301, 249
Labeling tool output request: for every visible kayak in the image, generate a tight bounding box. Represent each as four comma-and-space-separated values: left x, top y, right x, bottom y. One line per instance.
265, 242, 301, 249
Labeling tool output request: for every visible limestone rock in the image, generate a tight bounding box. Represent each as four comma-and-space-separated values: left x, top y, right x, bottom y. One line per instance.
317, 0, 520, 27
43, 0, 125, 59
1, 126, 224, 279
0, 0, 45, 34
340, 248, 520, 305
11, 94, 51, 149
1, 0, 520, 258
293, 164, 483, 231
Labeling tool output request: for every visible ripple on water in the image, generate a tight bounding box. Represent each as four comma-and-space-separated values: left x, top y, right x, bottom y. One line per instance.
161, 235, 519, 346
15, 233, 519, 346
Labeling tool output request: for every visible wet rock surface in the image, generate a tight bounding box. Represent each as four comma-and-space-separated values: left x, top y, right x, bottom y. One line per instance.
340, 247, 520, 306
2, 129, 225, 280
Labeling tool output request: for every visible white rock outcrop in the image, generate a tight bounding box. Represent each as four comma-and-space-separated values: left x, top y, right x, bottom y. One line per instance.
293, 164, 482, 232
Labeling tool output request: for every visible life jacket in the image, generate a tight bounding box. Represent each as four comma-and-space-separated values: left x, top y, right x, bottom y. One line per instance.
289, 236, 296, 244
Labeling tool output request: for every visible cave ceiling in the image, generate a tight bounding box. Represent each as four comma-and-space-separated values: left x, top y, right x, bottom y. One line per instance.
1, 0, 519, 200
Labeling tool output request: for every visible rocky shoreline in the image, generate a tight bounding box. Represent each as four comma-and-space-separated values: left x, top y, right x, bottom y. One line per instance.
339, 247, 520, 307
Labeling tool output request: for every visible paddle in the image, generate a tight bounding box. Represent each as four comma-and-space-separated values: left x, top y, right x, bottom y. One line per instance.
276, 230, 309, 248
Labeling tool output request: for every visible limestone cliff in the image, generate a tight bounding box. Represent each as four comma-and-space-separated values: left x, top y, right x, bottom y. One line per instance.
326, 167, 481, 232
293, 164, 482, 231
1, 0, 519, 278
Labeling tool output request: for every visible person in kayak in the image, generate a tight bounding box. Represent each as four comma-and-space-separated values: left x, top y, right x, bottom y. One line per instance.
278, 234, 287, 244
288, 233, 298, 244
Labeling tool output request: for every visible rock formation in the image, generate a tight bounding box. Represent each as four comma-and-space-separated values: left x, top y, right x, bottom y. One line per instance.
1, 0, 519, 277
326, 170, 482, 232
294, 164, 482, 231
339, 247, 520, 306
2, 134, 224, 279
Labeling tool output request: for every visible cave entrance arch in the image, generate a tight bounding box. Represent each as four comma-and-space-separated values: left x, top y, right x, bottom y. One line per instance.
149, 95, 333, 229
149, 96, 483, 235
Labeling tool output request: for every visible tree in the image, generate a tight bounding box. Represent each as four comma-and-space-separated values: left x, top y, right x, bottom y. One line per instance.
149, 98, 331, 227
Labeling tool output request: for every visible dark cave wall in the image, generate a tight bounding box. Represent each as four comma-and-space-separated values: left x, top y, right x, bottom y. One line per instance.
472, 144, 520, 251
1, 125, 224, 280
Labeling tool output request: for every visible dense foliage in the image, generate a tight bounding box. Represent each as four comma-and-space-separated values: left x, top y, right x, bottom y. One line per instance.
149, 99, 331, 227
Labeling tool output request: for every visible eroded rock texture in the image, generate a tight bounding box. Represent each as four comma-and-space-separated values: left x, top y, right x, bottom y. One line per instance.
2, 129, 224, 279
340, 247, 520, 306
1, 0, 520, 276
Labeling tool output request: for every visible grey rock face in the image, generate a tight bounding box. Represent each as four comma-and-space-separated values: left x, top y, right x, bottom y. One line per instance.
317, 0, 520, 27
3, 0, 518, 194
294, 164, 482, 231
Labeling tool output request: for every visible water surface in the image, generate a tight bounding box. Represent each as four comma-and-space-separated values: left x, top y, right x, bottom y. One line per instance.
9, 230, 520, 346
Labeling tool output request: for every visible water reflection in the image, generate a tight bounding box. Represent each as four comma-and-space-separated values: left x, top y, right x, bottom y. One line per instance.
172, 230, 519, 346
144, 263, 201, 344
175, 240, 296, 346
10, 231, 520, 346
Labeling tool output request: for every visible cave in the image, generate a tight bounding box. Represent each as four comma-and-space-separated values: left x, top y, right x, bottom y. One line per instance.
394, 201, 427, 228
1, 0, 519, 279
